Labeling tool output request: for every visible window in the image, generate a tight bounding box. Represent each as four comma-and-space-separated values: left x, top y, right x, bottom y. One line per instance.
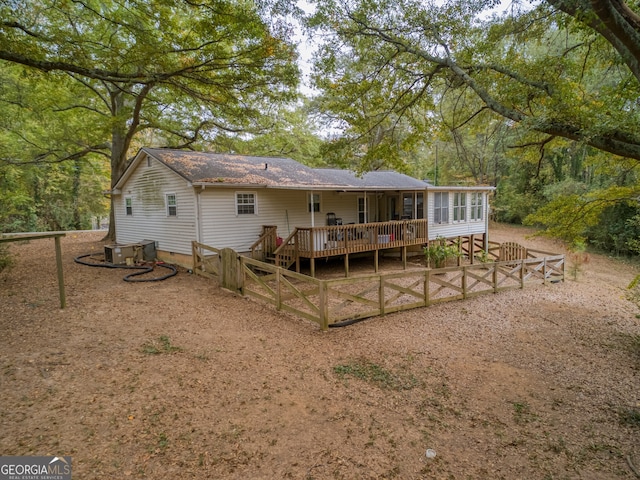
125, 197, 133, 216
358, 196, 368, 223
236, 192, 256, 215
402, 193, 414, 219
166, 193, 177, 216
416, 193, 424, 219
470, 192, 483, 221
453, 192, 466, 223
433, 192, 449, 224
307, 193, 321, 213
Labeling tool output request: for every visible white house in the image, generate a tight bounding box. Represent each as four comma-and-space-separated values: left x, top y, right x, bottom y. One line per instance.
111, 148, 494, 267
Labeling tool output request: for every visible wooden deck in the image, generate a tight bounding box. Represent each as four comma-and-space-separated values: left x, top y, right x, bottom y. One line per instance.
269, 220, 429, 276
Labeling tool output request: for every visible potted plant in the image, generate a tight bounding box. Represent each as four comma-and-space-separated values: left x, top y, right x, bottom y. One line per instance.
424, 237, 460, 269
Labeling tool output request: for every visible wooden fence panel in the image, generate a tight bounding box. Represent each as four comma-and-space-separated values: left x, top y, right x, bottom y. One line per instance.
241, 256, 324, 327
192, 241, 221, 279
427, 267, 465, 304
381, 271, 427, 314
325, 275, 382, 323
464, 264, 498, 297
495, 261, 524, 291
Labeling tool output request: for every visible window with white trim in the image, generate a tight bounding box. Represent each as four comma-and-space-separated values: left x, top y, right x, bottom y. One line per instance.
236, 192, 256, 215
470, 192, 483, 221
433, 192, 449, 224
453, 192, 466, 223
125, 197, 133, 216
307, 193, 321, 213
166, 193, 177, 216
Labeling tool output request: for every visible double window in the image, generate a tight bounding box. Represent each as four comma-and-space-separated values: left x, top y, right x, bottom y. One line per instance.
471, 192, 483, 221
236, 192, 257, 215
433, 192, 449, 224
453, 192, 466, 223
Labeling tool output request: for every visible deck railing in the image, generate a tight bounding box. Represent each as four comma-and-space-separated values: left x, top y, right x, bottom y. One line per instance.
276, 219, 429, 259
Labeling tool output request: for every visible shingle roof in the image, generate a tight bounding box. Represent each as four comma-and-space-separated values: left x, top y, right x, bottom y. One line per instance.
136, 148, 430, 191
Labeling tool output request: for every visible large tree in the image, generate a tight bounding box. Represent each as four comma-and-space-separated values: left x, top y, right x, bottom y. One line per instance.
309, 0, 640, 161
308, 0, 640, 244
0, 0, 299, 237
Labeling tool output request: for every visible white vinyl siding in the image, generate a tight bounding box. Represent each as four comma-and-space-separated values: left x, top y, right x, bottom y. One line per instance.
199, 189, 361, 252
114, 153, 196, 255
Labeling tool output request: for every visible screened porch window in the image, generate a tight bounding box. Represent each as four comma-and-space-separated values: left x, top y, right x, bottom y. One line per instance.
470, 192, 483, 221
434, 192, 449, 224
453, 192, 466, 223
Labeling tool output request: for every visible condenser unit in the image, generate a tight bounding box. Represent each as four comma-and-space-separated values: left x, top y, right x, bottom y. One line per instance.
104, 240, 158, 265
104, 244, 142, 265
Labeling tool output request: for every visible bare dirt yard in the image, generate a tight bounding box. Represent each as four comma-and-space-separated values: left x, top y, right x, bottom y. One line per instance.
1, 224, 639, 479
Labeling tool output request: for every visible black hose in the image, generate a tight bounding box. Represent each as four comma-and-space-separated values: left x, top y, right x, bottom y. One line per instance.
74, 254, 177, 282
328, 317, 370, 328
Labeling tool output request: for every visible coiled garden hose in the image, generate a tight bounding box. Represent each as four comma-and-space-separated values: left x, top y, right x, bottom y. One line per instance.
74, 254, 177, 282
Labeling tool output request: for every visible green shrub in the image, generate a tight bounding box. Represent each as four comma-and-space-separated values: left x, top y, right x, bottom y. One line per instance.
424, 237, 460, 268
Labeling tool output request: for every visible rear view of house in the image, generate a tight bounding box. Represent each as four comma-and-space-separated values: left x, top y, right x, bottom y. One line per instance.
111, 148, 494, 269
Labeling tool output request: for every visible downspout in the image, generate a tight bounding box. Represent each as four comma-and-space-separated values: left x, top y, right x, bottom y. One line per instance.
310, 190, 315, 227
195, 185, 203, 244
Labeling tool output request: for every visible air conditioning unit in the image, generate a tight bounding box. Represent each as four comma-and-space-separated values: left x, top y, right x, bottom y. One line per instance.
104, 240, 158, 265
104, 244, 141, 265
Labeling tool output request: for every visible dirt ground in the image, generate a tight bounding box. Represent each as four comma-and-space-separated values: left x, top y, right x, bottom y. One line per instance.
1, 223, 639, 479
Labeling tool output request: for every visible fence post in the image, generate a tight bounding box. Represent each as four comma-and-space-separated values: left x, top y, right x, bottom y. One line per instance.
276, 268, 282, 311
543, 258, 548, 285
424, 270, 430, 307
220, 248, 241, 292
192, 241, 198, 273
319, 281, 329, 331
462, 266, 467, 299
520, 259, 525, 289
493, 263, 498, 293
379, 276, 385, 316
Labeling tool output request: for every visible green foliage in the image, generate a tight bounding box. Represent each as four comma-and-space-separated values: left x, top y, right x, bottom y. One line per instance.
0, 244, 13, 274
1, 0, 300, 235
424, 237, 461, 268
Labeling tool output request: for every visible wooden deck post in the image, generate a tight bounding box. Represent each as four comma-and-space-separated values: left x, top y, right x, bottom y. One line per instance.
402, 246, 407, 270
374, 249, 379, 273
344, 253, 349, 277
470, 234, 475, 264
310, 258, 315, 278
